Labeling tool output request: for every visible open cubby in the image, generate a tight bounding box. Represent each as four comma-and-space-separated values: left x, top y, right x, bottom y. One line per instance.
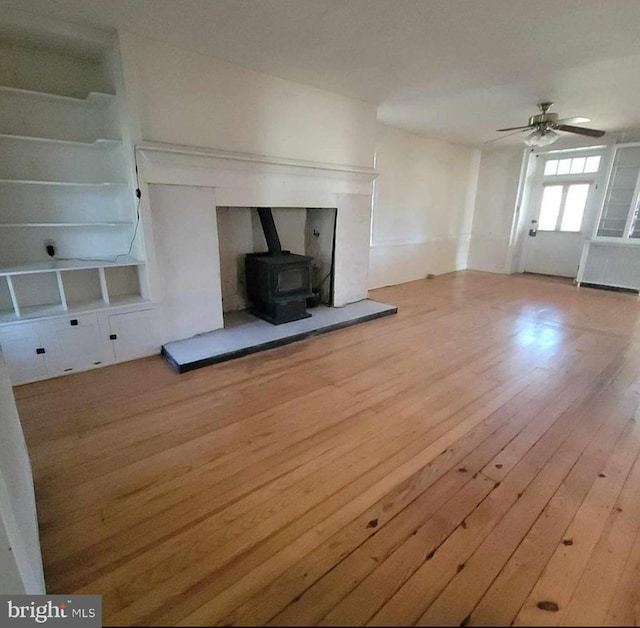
104, 265, 142, 303
60, 268, 104, 308
12, 272, 62, 315
0, 276, 14, 317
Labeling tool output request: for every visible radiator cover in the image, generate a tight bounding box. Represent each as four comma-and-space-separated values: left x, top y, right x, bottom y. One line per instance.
579, 242, 640, 291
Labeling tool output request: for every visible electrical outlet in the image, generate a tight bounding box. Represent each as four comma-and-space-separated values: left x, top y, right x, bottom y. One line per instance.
44, 239, 56, 257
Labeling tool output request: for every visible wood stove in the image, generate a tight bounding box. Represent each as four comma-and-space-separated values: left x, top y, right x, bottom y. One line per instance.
245, 208, 313, 325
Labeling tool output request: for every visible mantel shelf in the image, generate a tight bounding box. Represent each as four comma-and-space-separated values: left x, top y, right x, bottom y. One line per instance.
0, 133, 121, 147
0, 85, 116, 108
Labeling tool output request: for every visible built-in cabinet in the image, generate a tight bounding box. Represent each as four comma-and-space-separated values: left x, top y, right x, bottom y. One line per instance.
0, 35, 158, 384
0, 307, 158, 384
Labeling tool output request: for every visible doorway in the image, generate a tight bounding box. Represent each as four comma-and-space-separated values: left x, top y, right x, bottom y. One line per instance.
522, 150, 605, 278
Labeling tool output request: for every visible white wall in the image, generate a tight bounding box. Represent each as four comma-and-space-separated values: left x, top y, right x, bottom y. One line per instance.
121, 31, 377, 169
369, 124, 480, 288
467, 145, 525, 273
305, 208, 337, 304
216, 207, 253, 313
0, 350, 45, 594
121, 31, 380, 332
148, 185, 223, 342
252, 208, 307, 255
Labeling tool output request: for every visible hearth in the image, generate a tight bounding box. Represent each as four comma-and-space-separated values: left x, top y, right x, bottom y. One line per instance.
245, 208, 313, 325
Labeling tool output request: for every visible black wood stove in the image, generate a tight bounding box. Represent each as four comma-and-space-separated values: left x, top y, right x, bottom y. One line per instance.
245, 208, 313, 325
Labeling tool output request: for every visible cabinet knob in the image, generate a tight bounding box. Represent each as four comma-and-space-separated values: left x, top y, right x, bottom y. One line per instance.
109, 333, 117, 340
35, 347, 46, 355
70, 319, 79, 326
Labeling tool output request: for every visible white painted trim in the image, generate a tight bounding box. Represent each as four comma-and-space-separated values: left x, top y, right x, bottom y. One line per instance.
0, 349, 45, 594
371, 233, 472, 248
136, 142, 377, 177
135, 143, 376, 207
505, 147, 532, 274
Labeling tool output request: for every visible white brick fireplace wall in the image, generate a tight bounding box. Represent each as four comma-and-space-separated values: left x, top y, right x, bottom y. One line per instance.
136, 143, 376, 344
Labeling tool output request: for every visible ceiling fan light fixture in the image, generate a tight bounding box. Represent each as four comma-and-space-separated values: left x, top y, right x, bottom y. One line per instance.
523, 127, 560, 147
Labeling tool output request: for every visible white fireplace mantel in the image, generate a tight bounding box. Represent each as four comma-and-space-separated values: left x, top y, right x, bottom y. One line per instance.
136, 142, 377, 342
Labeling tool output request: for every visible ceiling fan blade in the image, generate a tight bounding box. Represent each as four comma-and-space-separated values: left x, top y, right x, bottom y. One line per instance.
555, 124, 605, 138
484, 129, 530, 144
496, 125, 532, 132
556, 116, 590, 125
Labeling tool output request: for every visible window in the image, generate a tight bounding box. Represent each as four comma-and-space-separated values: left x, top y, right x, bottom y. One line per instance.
538, 183, 590, 232
543, 155, 601, 176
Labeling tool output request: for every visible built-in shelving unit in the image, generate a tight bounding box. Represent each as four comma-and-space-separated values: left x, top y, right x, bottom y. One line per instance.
0, 30, 157, 384
578, 143, 640, 292
596, 144, 640, 239
0, 35, 147, 312
0, 258, 144, 322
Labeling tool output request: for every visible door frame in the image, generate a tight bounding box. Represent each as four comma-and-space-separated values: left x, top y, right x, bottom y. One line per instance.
508, 144, 613, 275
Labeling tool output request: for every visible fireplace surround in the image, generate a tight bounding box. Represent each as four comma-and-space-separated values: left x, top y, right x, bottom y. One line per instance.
136, 142, 377, 343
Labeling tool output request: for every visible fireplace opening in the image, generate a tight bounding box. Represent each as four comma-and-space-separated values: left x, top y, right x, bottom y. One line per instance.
216, 206, 337, 322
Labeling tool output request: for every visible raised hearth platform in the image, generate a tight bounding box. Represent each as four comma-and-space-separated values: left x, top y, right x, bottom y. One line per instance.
162, 299, 397, 373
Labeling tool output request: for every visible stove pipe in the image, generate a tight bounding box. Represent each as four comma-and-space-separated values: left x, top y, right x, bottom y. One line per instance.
257, 207, 283, 256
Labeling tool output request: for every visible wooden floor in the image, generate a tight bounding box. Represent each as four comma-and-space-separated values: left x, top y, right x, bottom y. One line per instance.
14, 271, 640, 626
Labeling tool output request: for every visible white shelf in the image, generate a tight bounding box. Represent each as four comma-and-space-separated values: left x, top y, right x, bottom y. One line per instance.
588, 237, 640, 248
0, 133, 121, 147
0, 257, 143, 277
0, 222, 132, 228
0, 179, 126, 187
0, 85, 116, 108
0, 295, 152, 324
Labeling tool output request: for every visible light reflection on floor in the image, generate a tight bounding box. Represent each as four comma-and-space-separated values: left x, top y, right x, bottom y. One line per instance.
514, 318, 564, 350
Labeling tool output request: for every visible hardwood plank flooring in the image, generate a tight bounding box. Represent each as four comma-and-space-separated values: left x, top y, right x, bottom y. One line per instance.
14, 270, 640, 626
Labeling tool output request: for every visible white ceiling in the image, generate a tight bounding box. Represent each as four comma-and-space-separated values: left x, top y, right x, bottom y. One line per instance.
3, 0, 640, 147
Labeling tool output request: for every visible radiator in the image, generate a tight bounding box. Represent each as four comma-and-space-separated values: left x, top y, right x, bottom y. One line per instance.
578, 242, 640, 291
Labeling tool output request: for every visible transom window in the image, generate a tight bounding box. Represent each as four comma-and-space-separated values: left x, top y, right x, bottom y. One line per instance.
538, 183, 591, 232
543, 155, 601, 176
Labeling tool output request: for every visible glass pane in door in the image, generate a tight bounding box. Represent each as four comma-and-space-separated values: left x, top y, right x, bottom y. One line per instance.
561, 184, 589, 232
538, 186, 563, 230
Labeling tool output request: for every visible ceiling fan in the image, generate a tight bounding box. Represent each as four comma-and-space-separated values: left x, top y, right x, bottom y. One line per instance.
496, 102, 605, 147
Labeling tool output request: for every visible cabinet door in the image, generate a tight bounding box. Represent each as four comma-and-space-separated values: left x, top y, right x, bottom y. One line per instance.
106, 309, 159, 363
0, 324, 53, 384
46, 314, 111, 373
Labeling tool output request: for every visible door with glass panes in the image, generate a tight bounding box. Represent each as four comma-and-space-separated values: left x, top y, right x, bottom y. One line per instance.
524, 152, 602, 277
